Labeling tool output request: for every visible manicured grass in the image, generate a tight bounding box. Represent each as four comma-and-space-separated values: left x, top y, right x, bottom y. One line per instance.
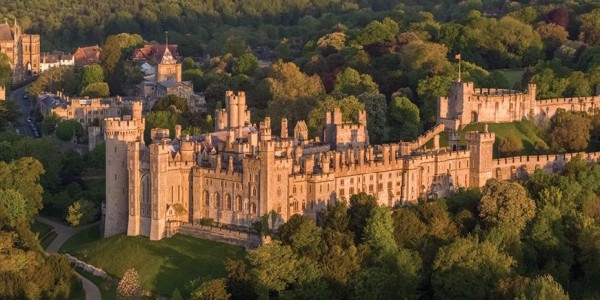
439, 121, 547, 157
496, 68, 525, 88
61, 224, 102, 252
62, 231, 246, 296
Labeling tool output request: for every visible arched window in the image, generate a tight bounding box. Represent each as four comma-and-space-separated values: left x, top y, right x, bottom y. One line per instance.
302, 200, 306, 211
140, 174, 151, 217
250, 203, 257, 214
214, 193, 221, 209
204, 190, 210, 207
236, 196, 242, 212
225, 194, 232, 210
251, 186, 257, 197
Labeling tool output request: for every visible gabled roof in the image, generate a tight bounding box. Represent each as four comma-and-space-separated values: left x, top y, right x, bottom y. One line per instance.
133, 43, 180, 64
0, 23, 13, 41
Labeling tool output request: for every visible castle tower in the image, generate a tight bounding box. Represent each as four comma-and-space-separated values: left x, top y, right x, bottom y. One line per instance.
156, 45, 181, 82
466, 125, 495, 188
227, 91, 239, 130
103, 116, 145, 237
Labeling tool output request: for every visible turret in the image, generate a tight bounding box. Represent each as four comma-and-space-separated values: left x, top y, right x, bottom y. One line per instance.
281, 118, 288, 139
131, 101, 142, 121
466, 124, 495, 188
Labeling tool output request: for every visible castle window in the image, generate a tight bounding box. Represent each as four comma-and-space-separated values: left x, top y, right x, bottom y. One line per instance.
378, 174, 382, 179
340, 179, 344, 185
350, 178, 353, 184
293, 186, 296, 194
388, 173, 392, 178
252, 186, 257, 197
214, 193, 221, 209
339, 189, 345, 197
388, 182, 392, 190
236, 196, 242, 211
349, 187, 354, 195
302, 200, 306, 210
204, 191, 210, 206
277, 174, 281, 181
250, 203, 257, 214
225, 194, 232, 210
378, 183, 383, 191
369, 185, 374, 192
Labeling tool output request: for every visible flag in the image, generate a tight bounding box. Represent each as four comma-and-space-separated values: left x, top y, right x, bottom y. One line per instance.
454, 53, 461, 60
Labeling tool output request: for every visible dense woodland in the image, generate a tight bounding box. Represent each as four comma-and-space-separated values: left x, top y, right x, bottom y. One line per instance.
3, 0, 600, 299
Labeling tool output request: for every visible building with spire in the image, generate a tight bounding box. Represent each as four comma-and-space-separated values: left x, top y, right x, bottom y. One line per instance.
0, 18, 40, 84
135, 41, 205, 113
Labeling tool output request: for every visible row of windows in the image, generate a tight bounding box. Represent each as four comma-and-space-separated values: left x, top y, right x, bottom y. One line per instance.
203, 191, 257, 214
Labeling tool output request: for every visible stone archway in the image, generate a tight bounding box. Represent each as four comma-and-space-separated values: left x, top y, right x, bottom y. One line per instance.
471, 111, 478, 123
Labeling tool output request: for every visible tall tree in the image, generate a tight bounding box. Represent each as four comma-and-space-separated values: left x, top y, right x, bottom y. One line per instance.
334, 68, 379, 96
478, 179, 536, 233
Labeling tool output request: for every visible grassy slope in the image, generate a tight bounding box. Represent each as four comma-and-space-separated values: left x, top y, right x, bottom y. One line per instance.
438, 121, 547, 157
61, 225, 246, 296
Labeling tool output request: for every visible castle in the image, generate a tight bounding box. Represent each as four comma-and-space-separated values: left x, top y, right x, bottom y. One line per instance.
103, 81, 600, 241
0, 19, 40, 84
438, 81, 600, 130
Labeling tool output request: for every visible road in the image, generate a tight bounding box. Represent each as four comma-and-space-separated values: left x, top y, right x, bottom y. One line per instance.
8, 84, 35, 137
36, 216, 102, 300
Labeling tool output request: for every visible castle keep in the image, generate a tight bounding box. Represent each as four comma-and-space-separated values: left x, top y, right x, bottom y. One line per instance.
105, 82, 600, 241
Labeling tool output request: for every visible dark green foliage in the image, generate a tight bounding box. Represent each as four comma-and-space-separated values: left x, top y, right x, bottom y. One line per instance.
549, 109, 592, 152
56, 120, 85, 142
153, 95, 189, 113
348, 193, 378, 241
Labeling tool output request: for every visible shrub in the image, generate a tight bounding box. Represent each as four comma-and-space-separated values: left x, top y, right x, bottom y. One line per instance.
117, 268, 142, 298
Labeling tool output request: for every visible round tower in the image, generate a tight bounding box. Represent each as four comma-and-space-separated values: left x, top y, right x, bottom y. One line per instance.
103, 117, 145, 238
227, 92, 239, 129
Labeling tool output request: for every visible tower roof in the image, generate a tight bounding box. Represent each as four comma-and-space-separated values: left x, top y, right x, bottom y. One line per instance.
160, 46, 177, 65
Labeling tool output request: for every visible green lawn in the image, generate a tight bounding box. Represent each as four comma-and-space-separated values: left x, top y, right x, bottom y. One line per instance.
61, 227, 246, 296
31, 220, 52, 236
439, 121, 547, 157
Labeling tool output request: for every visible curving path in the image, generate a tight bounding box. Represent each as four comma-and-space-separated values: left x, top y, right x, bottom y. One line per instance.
35, 216, 102, 300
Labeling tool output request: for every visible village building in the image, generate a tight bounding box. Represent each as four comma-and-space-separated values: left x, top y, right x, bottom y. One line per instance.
73, 45, 101, 67
0, 18, 40, 84
40, 51, 74, 72
135, 42, 206, 113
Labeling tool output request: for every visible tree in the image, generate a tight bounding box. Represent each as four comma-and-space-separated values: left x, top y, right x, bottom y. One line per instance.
153, 95, 189, 113
400, 41, 451, 86
0, 189, 27, 226
81, 82, 110, 98
0, 52, 11, 87
391, 207, 427, 250
56, 120, 85, 142
41, 112, 61, 135
79, 64, 105, 91
354, 18, 399, 46
0, 157, 44, 221
432, 237, 514, 299
579, 9, 600, 46
171, 288, 183, 300
348, 193, 378, 241
247, 241, 299, 295
266, 61, 325, 129
532, 68, 569, 99
117, 268, 143, 298
479, 179, 536, 233
549, 109, 592, 152
66, 199, 98, 227
191, 278, 231, 300
334, 68, 379, 96
307, 95, 364, 136
498, 135, 523, 157
0, 101, 21, 128
358, 93, 387, 144
317, 32, 347, 54
363, 206, 397, 259
536, 23, 568, 58
232, 53, 259, 76
144, 110, 181, 143
277, 214, 322, 257
29, 66, 79, 96
566, 71, 592, 97
388, 96, 421, 141
417, 75, 453, 124
519, 275, 569, 300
